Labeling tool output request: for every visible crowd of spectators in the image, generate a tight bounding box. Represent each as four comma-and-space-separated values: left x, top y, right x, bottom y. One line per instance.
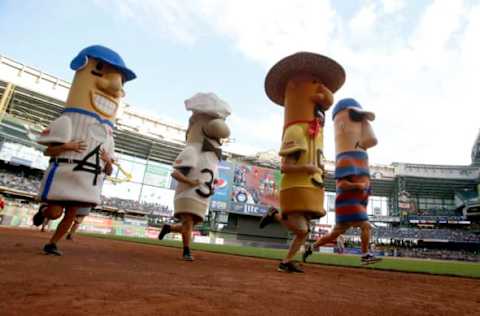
394, 248, 479, 262
415, 208, 459, 217
0, 169, 173, 216
0, 169, 478, 244
101, 196, 172, 215
0, 169, 41, 193
345, 226, 480, 242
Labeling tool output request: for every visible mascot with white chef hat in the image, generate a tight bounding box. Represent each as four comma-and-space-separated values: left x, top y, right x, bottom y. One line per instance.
158, 92, 231, 261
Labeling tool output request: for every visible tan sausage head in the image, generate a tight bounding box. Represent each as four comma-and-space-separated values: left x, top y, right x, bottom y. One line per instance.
310, 84, 334, 111
204, 118, 230, 139
284, 73, 333, 125
66, 58, 124, 121
186, 114, 230, 145
334, 110, 378, 154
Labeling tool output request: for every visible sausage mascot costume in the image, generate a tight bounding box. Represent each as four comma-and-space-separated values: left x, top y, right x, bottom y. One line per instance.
158, 93, 231, 261
303, 98, 382, 265
32, 45, 136, 255
259, 52, 345, 273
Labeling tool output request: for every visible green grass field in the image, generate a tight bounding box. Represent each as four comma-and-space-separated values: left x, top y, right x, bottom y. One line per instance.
85, 233, 480, 279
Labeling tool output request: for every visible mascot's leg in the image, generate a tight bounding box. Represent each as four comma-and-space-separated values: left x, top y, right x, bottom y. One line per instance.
43, 206, 78, 256
258, 207, 281, 229
314, 224, 347, 249
163, 214, 196, 261
277, 214, 308, 273
33, 204, 64, 226
303, 224, 348, 262
44, 204, 65, 220
67, 215, 85, 240
41, 218, 50, 232
358, 221, 372, 254
357, 221, 381, 264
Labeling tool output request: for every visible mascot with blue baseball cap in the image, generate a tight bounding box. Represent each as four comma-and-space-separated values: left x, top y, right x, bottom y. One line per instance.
303, 98, 382, 265
33, 45, 136, 256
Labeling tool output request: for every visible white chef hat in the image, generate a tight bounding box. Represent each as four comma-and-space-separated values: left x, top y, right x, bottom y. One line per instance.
184, 92, 232, 119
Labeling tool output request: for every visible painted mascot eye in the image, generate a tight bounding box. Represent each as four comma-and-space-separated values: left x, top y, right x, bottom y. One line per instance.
96, 62, 104, 71
349, 109, 365, 122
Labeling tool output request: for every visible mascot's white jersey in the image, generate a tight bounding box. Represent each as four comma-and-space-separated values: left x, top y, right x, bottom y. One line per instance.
38, 108, 115, 205
173, 143, 219, 219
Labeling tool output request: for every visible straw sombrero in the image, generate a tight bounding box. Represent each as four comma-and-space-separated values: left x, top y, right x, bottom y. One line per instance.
265, 52, 346, 106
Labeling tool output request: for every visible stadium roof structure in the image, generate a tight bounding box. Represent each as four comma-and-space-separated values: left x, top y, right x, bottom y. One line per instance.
1, 79, 185, 165
399, 176, 478, 200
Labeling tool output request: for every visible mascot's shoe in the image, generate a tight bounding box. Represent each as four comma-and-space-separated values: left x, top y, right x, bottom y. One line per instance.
361, 254, 382, 265
182, 247, 194, 261
33, 205, 47, 226
302, 244, 313, 263
277, 261, 304, 273
43, 243, 62, 256
158, 224, 171, 240
259, 207, 279, 229
66, 234, 73, 241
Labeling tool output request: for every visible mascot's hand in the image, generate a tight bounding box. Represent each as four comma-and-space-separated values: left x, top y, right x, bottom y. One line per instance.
100, 149, 113, 165
337, 179, 367, 191
190, 179, 201, 187
65, 140, 86, 153
310, 84, 334, 110
304, 164, 321, 175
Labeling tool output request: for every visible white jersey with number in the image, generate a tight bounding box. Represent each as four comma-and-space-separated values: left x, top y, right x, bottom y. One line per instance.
37, 108, 115, 205
173, 143, 219, 209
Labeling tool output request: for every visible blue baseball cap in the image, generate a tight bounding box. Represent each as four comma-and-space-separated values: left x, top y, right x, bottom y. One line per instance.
70, 45, 136, 82
332, 98, 375, 121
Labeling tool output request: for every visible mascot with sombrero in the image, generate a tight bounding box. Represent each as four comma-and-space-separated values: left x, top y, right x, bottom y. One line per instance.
302, 98, 382, 265
259, 52, 345, 273
32, 45, 136, 256
158, 93, 231, 261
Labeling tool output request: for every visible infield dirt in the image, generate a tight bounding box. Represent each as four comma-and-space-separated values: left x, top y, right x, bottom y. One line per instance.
0, 227, 479, 316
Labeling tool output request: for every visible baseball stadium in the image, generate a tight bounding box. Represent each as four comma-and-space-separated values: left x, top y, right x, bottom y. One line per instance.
0, 51, 479, 315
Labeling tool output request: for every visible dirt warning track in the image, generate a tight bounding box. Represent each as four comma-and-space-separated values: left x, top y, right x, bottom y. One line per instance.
0, 227, 479, 316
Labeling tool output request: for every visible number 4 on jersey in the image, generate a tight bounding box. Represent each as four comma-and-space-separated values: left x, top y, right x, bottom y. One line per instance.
73, 144, 103, 185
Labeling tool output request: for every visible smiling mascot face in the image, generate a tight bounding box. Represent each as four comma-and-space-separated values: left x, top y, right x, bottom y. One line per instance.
66, 58, 125, 122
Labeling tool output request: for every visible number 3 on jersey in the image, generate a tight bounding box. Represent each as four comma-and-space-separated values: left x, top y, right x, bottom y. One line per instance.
195, 168, 215, 198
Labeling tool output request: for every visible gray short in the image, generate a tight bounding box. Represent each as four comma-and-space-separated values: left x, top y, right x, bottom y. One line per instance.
75, 207, 91, 217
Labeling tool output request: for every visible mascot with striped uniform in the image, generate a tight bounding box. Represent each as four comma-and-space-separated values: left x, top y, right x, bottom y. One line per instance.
303, 98, 382, 265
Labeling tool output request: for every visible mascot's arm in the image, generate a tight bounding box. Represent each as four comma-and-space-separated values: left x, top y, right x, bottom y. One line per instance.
172, 146, 199, 186
279, 124, 321, 174
171, 169, 200, 187
100, 149, 113, 176
44, 140, 86, 157
337, 178, 368, 191
281, 155, 322, 175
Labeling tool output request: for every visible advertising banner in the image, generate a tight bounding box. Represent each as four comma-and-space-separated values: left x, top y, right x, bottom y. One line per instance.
210, 161, 234, 211
78, 215, 114, 234
229, 202, 269, 217
113, 223, 146, 238
143, 161, 173, 189
229, 162, 280, 215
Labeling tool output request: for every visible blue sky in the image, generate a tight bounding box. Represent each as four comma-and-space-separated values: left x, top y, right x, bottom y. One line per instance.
1, 0, 479, 165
